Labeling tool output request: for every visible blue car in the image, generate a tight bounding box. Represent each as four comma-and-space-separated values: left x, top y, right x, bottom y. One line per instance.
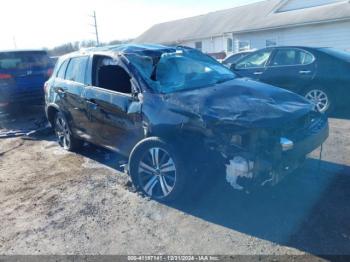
0, 50, 53, 109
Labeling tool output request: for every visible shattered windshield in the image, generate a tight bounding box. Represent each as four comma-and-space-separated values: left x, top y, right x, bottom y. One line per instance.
127, 49, 236, 94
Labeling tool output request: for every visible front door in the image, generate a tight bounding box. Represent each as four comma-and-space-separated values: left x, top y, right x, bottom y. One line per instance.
84, 87, 143, 155
83, 55, 143, 155
233, 49, 274, 81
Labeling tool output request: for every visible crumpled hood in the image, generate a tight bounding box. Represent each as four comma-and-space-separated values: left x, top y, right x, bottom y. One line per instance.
164, 78, 314, 128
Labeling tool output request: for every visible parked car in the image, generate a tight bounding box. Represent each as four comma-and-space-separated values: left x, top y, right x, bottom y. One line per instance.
45, 44, 329, 202
230, 46, 350, 114
222, 50, 254, 68
50, 56, 59, 67
0, 50, 53, 109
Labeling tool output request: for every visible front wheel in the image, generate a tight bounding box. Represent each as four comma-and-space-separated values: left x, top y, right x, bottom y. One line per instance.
304, 87, 333, 114
128, 137, 187, 203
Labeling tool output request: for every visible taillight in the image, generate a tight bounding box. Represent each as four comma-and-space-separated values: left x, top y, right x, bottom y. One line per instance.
47, 68, 53, 77
0, 74, 12, 80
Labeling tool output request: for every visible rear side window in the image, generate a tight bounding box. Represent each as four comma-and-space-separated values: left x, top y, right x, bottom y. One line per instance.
65, 56, 89, 84
56, 60, 69, 79
0, 51, 50, 70
270, 49, 314, 66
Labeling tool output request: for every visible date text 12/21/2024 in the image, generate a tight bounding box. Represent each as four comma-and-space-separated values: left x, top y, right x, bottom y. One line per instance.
127, 256, 220, 261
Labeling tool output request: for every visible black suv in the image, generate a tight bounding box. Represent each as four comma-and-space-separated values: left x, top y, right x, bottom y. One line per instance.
45, 44, 329, 202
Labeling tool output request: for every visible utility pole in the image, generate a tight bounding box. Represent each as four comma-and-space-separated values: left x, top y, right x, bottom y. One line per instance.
13, 36, 17, 49
90, 11, 100, 46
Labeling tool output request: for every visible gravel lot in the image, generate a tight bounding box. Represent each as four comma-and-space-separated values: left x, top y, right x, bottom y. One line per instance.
0, 106, 349, 257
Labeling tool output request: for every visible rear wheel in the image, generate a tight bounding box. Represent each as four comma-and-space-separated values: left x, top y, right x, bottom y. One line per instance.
129, 137, 187, 203
304, 87, 333, 114
54, 112, 83, 151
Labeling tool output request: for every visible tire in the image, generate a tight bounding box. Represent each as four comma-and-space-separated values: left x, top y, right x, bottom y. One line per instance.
53, 112, 83, 151
303, 87, 334, 114
128, 137, 187, 203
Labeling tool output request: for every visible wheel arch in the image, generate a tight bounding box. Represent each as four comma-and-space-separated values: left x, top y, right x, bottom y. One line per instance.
46, 104, 60, 127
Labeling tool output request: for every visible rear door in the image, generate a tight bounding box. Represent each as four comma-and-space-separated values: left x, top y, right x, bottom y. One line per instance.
260, 48, 316, 93
53, 56, 89, 135
232, 49, 273, 81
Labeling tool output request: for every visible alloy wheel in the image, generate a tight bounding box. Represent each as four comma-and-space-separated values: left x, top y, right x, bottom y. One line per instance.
305, 89, 330, 113
138, 147, 177, 199
55, 115, 71, 149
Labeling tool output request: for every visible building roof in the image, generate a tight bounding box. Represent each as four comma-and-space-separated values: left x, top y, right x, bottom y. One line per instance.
134, 0, 350, 44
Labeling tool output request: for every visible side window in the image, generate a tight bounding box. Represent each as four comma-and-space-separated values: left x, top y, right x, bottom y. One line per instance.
227, 38, 233, 53
93, 56, 132, 94
56, 60, 69, 79
65, 56, 89, 84
195, 42, 202, 51
238, 41, 251, 52
271, 49, 315, 66
236, 50, 272, 69
299, 51, 315, 65
226, 54, 243, 64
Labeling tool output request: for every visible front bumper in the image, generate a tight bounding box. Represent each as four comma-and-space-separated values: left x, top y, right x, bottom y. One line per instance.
218, 114, 329, 188
269, 115, 329, 184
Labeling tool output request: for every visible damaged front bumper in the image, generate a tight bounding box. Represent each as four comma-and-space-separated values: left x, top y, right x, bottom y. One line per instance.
214, 113, 329, 190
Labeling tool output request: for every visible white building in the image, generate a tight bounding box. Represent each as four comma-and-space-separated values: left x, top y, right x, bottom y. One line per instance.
135, 0, 350, 57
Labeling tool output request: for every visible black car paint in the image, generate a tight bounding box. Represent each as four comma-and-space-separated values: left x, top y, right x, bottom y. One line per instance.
232, 46, 350, 107
45, 44, 329, 187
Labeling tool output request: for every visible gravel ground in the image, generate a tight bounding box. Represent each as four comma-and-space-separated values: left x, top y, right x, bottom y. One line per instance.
0, 106, 349, 257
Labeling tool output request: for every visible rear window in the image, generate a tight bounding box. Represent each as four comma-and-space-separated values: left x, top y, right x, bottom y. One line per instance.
0, 51, 50, 70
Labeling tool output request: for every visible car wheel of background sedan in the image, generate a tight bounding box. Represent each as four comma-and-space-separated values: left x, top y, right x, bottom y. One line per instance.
304, 87, 333, 114
54, 112, 83, 151
128, 137, 187, 203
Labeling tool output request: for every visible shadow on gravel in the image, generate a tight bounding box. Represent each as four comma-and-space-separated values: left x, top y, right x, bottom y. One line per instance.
78, 143, 128, 173
169, 159, 350, 256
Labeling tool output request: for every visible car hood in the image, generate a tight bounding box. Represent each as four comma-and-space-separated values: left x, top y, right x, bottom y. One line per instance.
163, 78, 314, 129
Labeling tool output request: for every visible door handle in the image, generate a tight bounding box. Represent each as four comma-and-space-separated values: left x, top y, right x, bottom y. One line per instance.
299, 70, 311, 74
56, 87, 66, 94
56, 87, 66, 97
253, 71, 263, 75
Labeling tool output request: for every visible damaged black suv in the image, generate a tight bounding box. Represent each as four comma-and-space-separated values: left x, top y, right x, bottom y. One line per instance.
45, 44, 329, 202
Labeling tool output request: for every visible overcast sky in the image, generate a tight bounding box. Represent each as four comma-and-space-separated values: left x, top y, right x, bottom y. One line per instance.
0, 0, 261, 50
